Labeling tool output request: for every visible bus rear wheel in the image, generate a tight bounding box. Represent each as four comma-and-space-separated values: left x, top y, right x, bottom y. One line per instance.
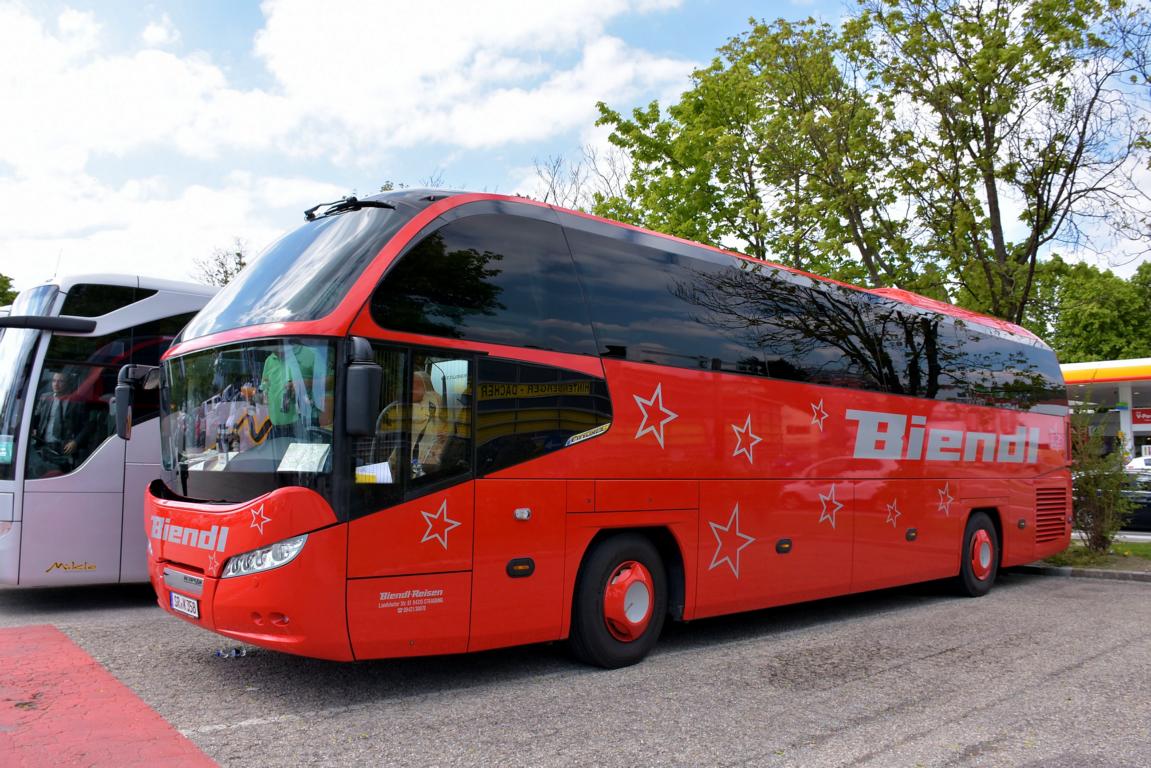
956, 512, 999, 597
570, 534, 667, 669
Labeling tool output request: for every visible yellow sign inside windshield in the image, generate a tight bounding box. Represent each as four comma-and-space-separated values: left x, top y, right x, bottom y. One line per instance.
477, 381, 592, 400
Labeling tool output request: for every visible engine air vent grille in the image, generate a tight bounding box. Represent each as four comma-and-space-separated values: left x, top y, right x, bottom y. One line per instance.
1035, 486, 1068, 544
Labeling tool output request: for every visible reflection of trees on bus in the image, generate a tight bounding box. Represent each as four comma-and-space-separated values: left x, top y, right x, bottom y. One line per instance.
28, 326, 192, 478
673, 259, 1060, 410
373, 232, 506, 338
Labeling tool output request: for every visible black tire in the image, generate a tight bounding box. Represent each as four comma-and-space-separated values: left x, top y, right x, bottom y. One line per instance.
956, 511, 999, 597
569, 533, 667, 669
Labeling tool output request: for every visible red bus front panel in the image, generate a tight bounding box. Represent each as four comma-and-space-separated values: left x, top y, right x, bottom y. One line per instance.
146, 486, 353, 660
347, 483, 474, 579
212, 525, 351, 660
347, 572, 472, 659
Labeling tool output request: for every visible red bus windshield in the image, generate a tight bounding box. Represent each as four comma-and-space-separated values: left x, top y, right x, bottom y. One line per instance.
180, 206, 415, 342
159, 338, 336, 503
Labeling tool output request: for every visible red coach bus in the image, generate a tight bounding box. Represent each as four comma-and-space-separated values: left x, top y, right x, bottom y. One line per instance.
123, 190, 1071, 668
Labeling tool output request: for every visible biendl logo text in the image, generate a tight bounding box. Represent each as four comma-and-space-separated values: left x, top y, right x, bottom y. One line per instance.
150, 515, 229, 552
846, 409, 1040, 464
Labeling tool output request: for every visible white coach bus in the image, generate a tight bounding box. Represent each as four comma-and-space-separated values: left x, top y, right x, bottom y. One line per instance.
0, 275, 215, 586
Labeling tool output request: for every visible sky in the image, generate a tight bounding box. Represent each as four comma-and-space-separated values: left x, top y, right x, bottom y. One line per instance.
0, 0, 1145, 296
0, 0, 843, 293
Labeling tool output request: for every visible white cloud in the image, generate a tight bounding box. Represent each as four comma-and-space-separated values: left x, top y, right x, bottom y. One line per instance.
250, 0, 694, 156
0, 1, 693, 176
0, 172, 345, 290
0, 0, 698, 291
0, 7, 285, 175
56, 8, 100, 55
141, 14, 180, 48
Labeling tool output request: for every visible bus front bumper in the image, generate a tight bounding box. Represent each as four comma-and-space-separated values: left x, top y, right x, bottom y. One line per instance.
148, 524, 354, 661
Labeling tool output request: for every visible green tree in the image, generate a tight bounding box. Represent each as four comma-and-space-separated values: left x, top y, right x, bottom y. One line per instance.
596, 2, 1151, 324
193, 238, 248, 287
0, 273, 15, 306
1070, 399, 1134, 553
596, 18, 938, 293
851, 0, 1150, 323
1022, 256, 1151, 362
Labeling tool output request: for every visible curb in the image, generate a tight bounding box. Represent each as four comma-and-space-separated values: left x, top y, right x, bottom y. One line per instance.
1013, 563, 1151, 584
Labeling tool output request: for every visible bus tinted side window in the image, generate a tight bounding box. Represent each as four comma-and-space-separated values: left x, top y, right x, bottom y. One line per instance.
565, 226, 888, 391
132, 312, 198, 422
476, 359, 612, 475
351, 347, 474, 517
943, 322, 1067, 410
563, 227, 744, 370
370, 214, 597, 355
565, 220, 1064, 410
61, 284, 156, 317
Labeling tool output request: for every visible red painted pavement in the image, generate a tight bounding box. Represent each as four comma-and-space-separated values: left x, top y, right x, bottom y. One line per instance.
0, 624, 215, 767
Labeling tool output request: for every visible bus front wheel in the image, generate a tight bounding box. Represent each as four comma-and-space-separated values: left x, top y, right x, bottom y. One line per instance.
956, 512, 999, 597
570, 533, 667, 669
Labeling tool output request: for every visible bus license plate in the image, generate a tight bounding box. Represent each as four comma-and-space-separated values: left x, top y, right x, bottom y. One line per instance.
170, 592, 200, 619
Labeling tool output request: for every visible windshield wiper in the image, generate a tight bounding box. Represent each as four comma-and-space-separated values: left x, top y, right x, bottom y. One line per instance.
304, 195, 396, 221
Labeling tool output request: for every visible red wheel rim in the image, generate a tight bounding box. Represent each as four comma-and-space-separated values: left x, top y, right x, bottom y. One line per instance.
602, 560, 653, 642
970, 529, 994, 581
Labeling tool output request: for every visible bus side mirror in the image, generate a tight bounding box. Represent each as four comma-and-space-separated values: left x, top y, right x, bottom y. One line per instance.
346, 338, 381, 437
114, 382, 133, 441
114, 364, 158, 441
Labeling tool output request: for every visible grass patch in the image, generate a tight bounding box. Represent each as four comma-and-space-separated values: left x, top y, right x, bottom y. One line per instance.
1043, 540, 1151, 570
1111, 541, 1151, 560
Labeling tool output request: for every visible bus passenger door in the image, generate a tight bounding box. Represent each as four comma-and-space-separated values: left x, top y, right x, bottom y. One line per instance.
468, 479, 566, 652
21, 351, 125, 586
22, 438, 125, 586
346, 483, 475, 658
346, 348, 478, 659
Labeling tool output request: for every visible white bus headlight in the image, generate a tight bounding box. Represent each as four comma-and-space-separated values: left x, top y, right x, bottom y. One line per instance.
221, 534, 308, 578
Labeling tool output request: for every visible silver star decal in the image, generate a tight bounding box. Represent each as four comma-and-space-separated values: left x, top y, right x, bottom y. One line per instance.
709, 503, 756, 578
937, 484, 954, 516
819, 484, 843, 529
420, 499, 461, 550
731, 414, 762, 463
250, 504, 271, 535
811, 399, 829, 432
634, 383, 678, 449
885, 499, 901, 527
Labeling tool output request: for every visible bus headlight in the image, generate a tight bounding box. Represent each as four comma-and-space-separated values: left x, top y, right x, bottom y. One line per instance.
221, 535, 308, 579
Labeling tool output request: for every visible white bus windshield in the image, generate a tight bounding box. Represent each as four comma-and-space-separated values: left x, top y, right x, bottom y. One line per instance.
0, 285, 58, 480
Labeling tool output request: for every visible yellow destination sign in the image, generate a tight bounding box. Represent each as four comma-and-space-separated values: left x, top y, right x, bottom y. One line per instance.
478, 381, 592, 400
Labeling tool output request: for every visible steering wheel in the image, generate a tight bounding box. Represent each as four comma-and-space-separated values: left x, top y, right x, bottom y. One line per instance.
306, 426, 333, 444
370, 401, 404, 463
374, 400, 402, 433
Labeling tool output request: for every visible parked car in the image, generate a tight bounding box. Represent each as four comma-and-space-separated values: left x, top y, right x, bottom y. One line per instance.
1122, 471, 1151, 531
1125, 455, 1151, 472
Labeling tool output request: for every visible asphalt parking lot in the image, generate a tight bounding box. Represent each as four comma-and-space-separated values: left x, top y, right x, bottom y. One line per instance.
3, 571, 1150, 768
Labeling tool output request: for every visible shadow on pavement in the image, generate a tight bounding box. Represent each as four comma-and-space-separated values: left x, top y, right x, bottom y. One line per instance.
0, 582, 158, 617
